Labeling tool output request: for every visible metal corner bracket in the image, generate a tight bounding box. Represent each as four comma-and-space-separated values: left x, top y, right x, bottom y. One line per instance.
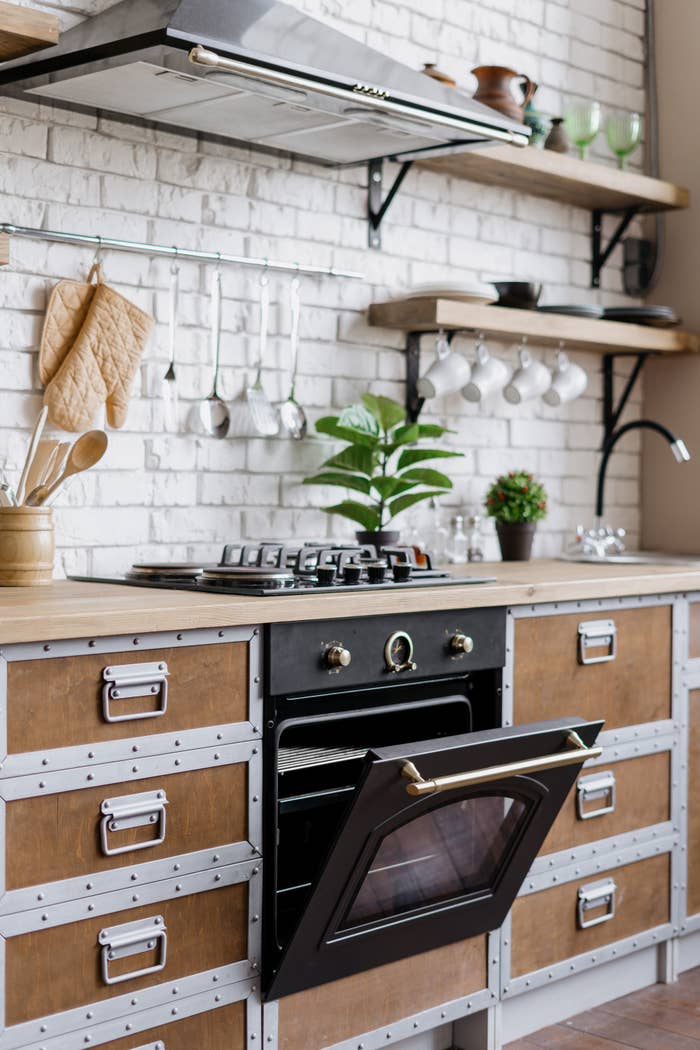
591, 206, 641, 288
367, 158, 414, 249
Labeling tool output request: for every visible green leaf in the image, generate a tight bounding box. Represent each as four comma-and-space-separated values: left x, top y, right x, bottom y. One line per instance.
397, 448, 464, 470
389, 490, 446, 518
371, 476, 419, 499
338, 403, 380, 436
398, 467, 453, 489
389, 423, 420, 446
322, 445, 375, 477
416, 423, 454, 438
303, 472, 371, 494
323, 501, 381, 530
361, 393, 406, 433
315, 416, 380, 449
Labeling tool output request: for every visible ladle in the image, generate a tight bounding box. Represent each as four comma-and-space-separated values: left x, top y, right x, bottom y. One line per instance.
198, 267, 230, 439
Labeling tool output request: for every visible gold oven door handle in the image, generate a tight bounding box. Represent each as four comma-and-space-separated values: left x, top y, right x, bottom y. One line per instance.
401, 731, 603, 797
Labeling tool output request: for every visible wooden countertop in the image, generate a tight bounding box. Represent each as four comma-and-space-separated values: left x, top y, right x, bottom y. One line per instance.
0, 559, 699, 644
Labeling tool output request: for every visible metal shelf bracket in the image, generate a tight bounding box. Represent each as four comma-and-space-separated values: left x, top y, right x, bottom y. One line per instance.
591, 207, 640, 288
368, 159, 414, 249
602, 351, 649, 445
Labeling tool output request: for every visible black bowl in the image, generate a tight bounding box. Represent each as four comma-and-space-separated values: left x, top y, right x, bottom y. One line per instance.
494, 282, 543, 309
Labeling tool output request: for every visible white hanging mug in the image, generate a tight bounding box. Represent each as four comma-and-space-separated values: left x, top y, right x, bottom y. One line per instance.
417, 333, 471, 399
461, 341, 509, 402
543, 350, 588, 406
503, 348, 551, 404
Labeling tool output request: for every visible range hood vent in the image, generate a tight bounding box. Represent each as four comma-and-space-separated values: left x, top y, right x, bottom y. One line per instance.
0, 0, 529, 165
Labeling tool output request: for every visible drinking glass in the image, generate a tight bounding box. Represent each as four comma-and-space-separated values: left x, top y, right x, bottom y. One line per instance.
605, 110, 641, 169
563, 101, 601, 160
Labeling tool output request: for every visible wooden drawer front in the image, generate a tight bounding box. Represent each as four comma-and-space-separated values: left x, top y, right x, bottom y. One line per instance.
7, 763, 247, 890
513, 607, 671, 730
6, 884, 248, 1026
90, 1001, 246, 1050
278, 936, 487, 1050
540, 751, 671, 858
688, 689, 700, 916
511, 854, 670, 978
6, 642, 248, 754
689, 604, 700, 659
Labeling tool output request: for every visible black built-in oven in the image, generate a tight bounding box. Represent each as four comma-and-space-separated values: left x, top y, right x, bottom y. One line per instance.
262, 608, 602, 1000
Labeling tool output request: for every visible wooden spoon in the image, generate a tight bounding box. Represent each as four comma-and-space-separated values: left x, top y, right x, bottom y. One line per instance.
22, 438, 60, 500
25, 430, 108, 506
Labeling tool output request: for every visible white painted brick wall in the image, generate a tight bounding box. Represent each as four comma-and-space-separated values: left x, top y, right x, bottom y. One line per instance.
0, 0, 647, 571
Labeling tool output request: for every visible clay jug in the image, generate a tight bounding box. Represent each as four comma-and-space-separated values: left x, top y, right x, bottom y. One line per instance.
471, 66, 535, 123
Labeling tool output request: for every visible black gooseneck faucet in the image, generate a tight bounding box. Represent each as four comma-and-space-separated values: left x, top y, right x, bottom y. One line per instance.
596, 419, 691, 523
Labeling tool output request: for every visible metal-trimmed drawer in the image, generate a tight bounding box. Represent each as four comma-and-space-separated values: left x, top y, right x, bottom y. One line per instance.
538, 748, 672, 860
509, 853, 670, 981
86, 998, 249, 1050
0, 627, 261, 772
1, 865, 259, 1036
0, 742, 260, 907
513, 606, 672, 730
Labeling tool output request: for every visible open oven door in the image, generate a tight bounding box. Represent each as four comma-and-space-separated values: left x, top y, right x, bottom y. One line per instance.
265, 716, 603, 1000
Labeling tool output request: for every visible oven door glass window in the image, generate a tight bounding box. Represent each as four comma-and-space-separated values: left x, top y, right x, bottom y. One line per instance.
342, 793, 526, 929
265, 717, 602, 1001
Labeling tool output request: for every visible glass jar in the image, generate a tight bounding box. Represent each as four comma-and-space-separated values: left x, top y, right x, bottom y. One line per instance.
447, 515, 468, 564
466, 513, 484, 562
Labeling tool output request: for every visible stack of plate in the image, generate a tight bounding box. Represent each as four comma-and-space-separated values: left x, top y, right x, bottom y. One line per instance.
401, 281, 498, 304
602, 306, 680, 327
537, 304, 604, 319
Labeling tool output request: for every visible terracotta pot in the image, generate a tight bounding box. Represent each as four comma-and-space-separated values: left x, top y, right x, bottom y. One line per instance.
0, 507, 54, 586
495, 521, 536, 562
471, 65, 535, 123
356, 529, 400, 550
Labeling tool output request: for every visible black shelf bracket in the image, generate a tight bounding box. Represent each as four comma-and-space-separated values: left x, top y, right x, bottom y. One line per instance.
368, 159, 414, 249
602, 351, 649, 445
405, 330, 459, 423
591, 206, 640, 288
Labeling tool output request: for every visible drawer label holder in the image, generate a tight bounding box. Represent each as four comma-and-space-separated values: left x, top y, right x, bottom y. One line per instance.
577, 878, 616, 929
102, 662, 170, 722
100, 789, 169, 856
576, 770, 616, 820
577, 620, 617, 665
99, 915, 168, 985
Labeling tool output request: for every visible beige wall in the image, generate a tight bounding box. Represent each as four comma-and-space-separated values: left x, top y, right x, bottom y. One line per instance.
642, 0, 700, 552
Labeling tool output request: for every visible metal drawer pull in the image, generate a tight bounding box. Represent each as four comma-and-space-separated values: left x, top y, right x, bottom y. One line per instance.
99, 916, 167, 985
102, 661, 169, 723
577, 770, 616, 820
100, 790, 169, 856
577, 878, 616, 929
578, 620, 617, 665
401, 731, 603, 797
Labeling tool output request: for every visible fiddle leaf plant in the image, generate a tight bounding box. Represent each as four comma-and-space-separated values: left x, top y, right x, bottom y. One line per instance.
303, 393, 463, 531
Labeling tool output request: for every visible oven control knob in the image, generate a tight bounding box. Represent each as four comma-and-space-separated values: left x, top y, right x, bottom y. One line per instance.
450, 633, 474, 654
325, 644, 352, 669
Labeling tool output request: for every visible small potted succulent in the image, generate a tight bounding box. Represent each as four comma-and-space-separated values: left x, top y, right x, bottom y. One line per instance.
485, 470, 547, 561
303, 393, 463, 546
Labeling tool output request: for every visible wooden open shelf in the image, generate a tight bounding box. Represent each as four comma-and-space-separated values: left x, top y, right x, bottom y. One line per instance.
368, 298, 700, 354
0, 1, 58, 62
416, 145, 689, 214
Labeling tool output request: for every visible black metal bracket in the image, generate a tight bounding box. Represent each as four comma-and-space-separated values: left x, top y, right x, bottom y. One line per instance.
405, 330, 459, 423
601, 352, 649, 446
368, 159, 414, 249
591, 207, 640, 288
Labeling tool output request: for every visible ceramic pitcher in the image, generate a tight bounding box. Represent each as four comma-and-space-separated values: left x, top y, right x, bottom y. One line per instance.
471, 66, 535, 123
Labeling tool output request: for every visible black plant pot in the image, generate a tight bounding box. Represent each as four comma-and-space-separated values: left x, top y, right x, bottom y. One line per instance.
355, 529, 400, 550
496, 521, 537, 561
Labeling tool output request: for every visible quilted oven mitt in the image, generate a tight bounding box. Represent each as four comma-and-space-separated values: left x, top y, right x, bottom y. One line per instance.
39, 262, 101, 387
43, 278, 154, 432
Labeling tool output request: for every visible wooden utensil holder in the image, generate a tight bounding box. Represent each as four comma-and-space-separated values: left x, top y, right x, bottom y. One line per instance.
0, 507, 54, 586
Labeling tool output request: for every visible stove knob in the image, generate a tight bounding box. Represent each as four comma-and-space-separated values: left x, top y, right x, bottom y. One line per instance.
450, 633, 474, 654
325, 644, 352, 669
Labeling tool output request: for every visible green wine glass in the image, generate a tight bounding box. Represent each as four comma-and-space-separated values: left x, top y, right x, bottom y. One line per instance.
605, 110, 641, 169
563, 101, 601, 161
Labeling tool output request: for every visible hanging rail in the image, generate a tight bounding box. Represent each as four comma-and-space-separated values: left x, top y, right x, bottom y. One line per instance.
0, 223, 365, 280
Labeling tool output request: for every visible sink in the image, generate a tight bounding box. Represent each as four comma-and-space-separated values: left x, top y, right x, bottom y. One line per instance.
559, 551, 700, 566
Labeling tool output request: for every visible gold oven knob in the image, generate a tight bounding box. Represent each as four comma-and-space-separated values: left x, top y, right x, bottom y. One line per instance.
325, 645, 352, 669
450, 633, 474, 654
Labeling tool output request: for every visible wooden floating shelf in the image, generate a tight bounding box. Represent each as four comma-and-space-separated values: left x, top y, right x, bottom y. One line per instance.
0, 0, 58, 62
368, 298, 700, 355
416, 144, 689, 214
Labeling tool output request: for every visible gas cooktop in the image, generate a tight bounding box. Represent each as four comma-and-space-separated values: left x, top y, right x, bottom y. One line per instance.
69, 542, 494, 596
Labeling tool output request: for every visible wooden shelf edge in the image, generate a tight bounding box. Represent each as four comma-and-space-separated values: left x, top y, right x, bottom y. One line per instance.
416, 144, 689, 214
368, 299, 700, 355
0, 0, 58, 62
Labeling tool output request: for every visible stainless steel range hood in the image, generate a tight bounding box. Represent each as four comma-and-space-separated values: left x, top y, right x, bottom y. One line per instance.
0, 0, 529, 165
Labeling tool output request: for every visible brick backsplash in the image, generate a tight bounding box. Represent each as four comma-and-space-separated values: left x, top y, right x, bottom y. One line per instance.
0, 0, 646, 572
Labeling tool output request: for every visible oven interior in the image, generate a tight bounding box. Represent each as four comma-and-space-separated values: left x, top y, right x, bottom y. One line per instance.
267, 669, 501, 951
